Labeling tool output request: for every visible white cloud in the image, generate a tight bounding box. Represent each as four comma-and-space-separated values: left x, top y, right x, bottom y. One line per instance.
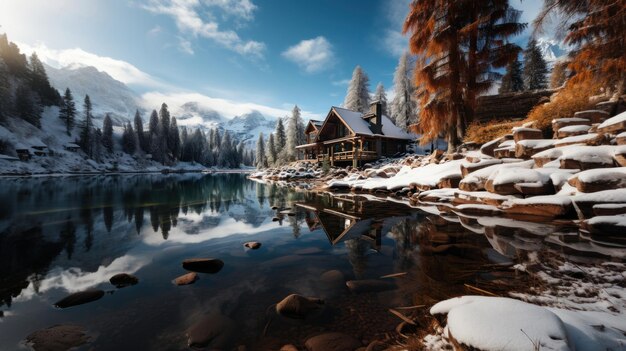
140, 91, 323, 120
148, 25, 163, 36
142, 0, 265, 59
379, 0, 411, 57
178, 37, 195, 54
282, 36, 335, 73
331, 79, 350, 86
17, 41, 163, 88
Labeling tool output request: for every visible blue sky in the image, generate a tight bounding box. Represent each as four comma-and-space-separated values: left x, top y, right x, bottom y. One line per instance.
0, 0, 543, 120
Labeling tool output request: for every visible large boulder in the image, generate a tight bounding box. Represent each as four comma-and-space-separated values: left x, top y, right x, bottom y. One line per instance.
515, 139, 555, 159
304, 332, 361, 351
485, 167, 551, 196
460, 159, 503, 177
557, 124, 592, 138
567, 167, 626, 193
109, 273, 138, 288
173, 272, 198, 286
500, 195, 573, 218
513, 127, 543, 142
554, 133, 606, 147
574, 109, 610, 124
25, 325, 90, 351
597, 110, 626, 134
275, 294, 324, 319
552, 117, 591, 134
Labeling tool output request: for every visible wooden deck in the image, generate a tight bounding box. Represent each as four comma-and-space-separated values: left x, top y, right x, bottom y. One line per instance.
316, 150, 378, 162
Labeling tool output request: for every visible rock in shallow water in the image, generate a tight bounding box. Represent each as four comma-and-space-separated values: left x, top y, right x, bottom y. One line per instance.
182, 258, 224, 273
244, 241, 262, 250
109, 273, 139, 288
25, 324, 90, 351
53, 289, 105, 308
173, 272, 198, 286
186, 313, 237, 349
345, 280, 396, 294
276, 294, 324, 319
304, 332, 361, 351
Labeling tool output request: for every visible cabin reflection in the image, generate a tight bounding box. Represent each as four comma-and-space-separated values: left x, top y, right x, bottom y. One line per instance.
296, 194, 383, 250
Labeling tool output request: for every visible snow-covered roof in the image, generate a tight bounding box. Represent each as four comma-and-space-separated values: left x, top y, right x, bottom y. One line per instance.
331, 106, 416, 140
65, 143, 80, 148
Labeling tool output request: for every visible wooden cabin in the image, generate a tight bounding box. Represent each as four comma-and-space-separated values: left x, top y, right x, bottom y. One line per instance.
296, 101, 415, 166
64, 143, 81, 152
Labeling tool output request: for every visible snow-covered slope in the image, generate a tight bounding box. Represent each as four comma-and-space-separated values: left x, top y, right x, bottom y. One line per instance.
45, 64, 139, 127
175, 101, 225, 129
224, 111, 278, 147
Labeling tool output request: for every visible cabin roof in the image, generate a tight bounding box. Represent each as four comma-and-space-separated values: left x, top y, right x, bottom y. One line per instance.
330, 106, 416, 140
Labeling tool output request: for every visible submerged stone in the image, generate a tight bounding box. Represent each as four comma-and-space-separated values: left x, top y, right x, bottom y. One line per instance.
174, 272, 198, 286
182, 258, 224, 274
25, 324, 90, 351
304, 332, 361, 351
109, 273, 138, 288
53, 289, 105, 309
244, 241, 262, 250
345, 280, 397, 294
186, 313, 236, 349
276, 294, 324, 319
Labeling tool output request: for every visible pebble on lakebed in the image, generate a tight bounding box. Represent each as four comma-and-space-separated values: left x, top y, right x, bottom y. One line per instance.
109, 273, 138, 288
244, 241, 262, 250
186, 313, 236, 349
173, 272, 198, 286
182, 258, 224, 274
304, 332, 362, 351
24, 324, 90, 351
53, 289, 105, 309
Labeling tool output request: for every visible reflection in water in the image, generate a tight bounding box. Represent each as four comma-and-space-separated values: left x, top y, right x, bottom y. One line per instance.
0, 174, 624, 350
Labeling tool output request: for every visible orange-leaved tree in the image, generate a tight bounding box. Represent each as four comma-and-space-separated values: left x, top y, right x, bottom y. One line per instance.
403, 0, 526, 150
535, 0, 626, 96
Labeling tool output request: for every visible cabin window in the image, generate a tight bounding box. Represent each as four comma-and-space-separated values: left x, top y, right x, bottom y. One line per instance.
338, 124, 347, 137
363, 141, 370, 151
381, 141, 387, 154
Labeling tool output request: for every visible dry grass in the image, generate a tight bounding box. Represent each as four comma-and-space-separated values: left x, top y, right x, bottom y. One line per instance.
464, 120, 521, 144
525, 80, 603, 132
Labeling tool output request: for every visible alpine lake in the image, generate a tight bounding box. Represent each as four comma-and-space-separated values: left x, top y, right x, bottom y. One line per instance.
0, 173, 623, 350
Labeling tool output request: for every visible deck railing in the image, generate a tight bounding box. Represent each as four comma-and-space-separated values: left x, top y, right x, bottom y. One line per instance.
316, 150, 378, 162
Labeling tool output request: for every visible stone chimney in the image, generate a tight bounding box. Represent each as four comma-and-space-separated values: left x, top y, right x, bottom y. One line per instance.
369, 101, 382, 134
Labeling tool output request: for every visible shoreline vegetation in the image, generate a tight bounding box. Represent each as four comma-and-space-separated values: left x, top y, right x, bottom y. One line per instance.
0, 167, 255, 177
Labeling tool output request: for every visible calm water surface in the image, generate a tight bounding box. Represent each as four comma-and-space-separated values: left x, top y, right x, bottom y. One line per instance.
0, 174, 623, 350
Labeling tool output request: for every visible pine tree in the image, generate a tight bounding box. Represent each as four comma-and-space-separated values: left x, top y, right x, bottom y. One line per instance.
275, 117, 286, 149
282, 105, 303, 162
391, 52, 416, 130
523, 39, 548, 90
256, 132, 267, 169
15, 84, 42, 128
79, 95, 94, 157
217, 131, 232, 167
343, 65, 370, 112
0, 57, 10, 122
373, 82, 389, 117
58, 88, 77, 135
168, 117, 180, 160
134, 110, 146, 152
92, 128, 102, 162
102, 114, 114, 153
148, 109, 158, 150
28, 52, 59, 106
237, 141, 245, 167
266, 133, 277, 166
500, 56, 525, 93
159, 103, 170, 159
0, 34, 29, 76
403, 1, 525, 148
122, 122, 136, 154
180, 127, 190, 161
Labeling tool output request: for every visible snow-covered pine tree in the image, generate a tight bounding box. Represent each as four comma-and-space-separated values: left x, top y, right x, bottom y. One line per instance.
169, 117, 180, 160
190, 129, 204, 164
159, 103, 170, 160
266, 133, 277, 166
15, 84, 42, 128
58, 88, 76, 135
28, 52, 59, 106
256, 132, 267, 169
218, 131, 232, 167
134, 110, 146, 152
500, 56, 524, 93
92, 128, 102, 162
79, 95, 93, 157
102, 114, 113, 153
343, 65, 370, 113
180, 127, 190, 161
391, 52, 416, 130
122, 122, 136, 154
523, 39, 548, 90
237, 141, 245, 167
275, 117, 286, 149
283, 105, 303, 162
231, 139, 240, 167
373, 83, 389, 116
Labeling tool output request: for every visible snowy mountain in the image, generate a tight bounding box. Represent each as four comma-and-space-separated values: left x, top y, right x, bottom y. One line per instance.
45, 64, 139, 127
45, 64, 280, 146
536, 37, 569, 67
